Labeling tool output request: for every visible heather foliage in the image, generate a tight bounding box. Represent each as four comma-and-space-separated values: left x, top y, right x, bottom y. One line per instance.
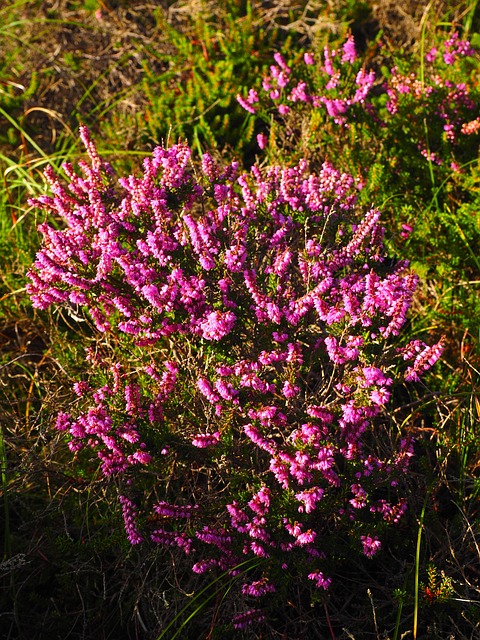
26, 126, 444, 628
138, 2, 276, 157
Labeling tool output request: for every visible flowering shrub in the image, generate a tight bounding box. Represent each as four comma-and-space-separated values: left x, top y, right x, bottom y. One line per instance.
27, 126, 444, 629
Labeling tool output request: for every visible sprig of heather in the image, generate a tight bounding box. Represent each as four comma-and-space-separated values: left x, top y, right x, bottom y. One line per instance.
238, 34, 375, 130
28, 129, 443, 630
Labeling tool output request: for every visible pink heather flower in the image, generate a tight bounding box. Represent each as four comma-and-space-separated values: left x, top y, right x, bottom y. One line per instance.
119, 495, 143, 545
73, 381, 90, 396
278, 103, 290, 115
295, 487, 324, 513
191, 432, 220, 448
399, 339, 426, 361
250, 541, 269, 557
245, 518, 270, 542
236, 94, 256, 114
341, 35, 357, 64
370, 387, 391, 406
191, 558, 221, 574
118, 426, 140, 444
359, 366, 392, 387
214, 378, 238, 401
199, 310, 236, 340
405, 338, 445, 382
129, 450, 152, 465
241, 578, 276, 597
308, 570, 332, 590
153, 501, 197, 519
196, 525, 232, 548
244, 424, 277, 454
277, 71, 290, 88
196, 377, 220, 404
350, 483, 368, 509
304, 52, 315, 65
360, 535, 381, 558
323, 46, 335, 76
426, 47, 438, 62
325, 71, 340, 90
282, 380, 299, 399
306, 406, 333, 423
233, 608, 266, 629
289, 81, 310, 103
443, 33, 475, 64
227, 502, 249, 531
296, 529, 317, 545
248, 486, 271, 515
444, 51, 455, 65
55, 412, 71, 431
371, 498, 407, 524
257, 133, 268, 150
284, 519, 302, 537
353, 68, 375, 103
273, 51, 291, 72
400, 223, 414, 239
418, 145, 442, 165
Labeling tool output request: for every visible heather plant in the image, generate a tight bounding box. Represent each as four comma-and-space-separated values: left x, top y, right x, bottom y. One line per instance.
237, 30, 480, 515
236, 35, 377, 167
237, 29, 480, 275
26, 126, 445, 632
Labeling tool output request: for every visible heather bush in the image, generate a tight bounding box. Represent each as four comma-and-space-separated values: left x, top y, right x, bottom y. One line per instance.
26, 126, 445, 631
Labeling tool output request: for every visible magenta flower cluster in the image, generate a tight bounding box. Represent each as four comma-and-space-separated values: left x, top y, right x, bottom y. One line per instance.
27, 127, 444, 629
239, 36, 375, 126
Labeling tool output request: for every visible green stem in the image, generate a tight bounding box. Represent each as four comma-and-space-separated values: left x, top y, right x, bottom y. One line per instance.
414, 497, 428, 640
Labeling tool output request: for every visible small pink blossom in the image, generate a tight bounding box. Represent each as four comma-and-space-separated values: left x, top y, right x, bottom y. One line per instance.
199, 310, 236, 340
360, 535, 381, 558
233, 608, 266, 629
400, 223, 414, 239
341, 35, 357, 63
191, 432, 220, 448
257, 133, 268, 150
308, 570, 332, 590
282, 380, 299, 398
